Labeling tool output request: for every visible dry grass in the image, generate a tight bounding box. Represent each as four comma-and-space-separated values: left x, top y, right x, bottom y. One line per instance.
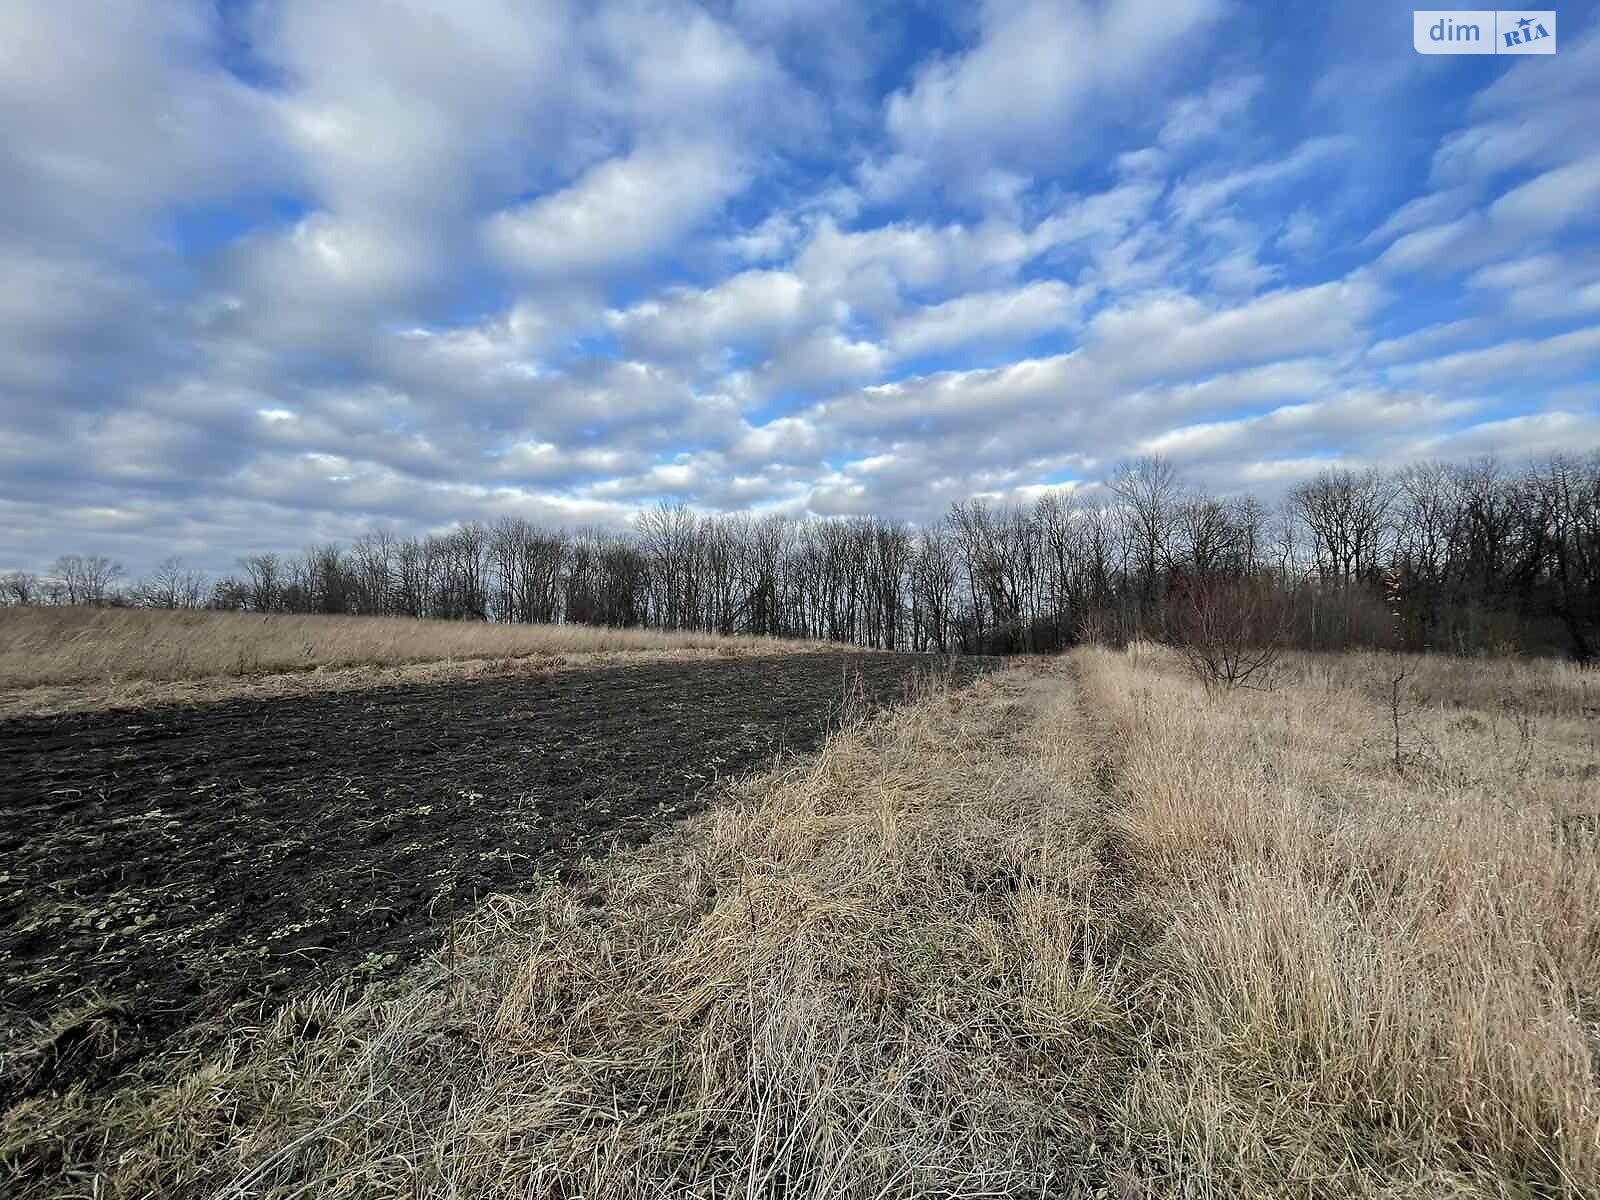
0, 606, 821, 711
0, 646, 827, 720
1079, 641, 1600, 1195
7, 647, 1598, 1197
1275, 646, 1600, 719
7, 664, 1133, 1197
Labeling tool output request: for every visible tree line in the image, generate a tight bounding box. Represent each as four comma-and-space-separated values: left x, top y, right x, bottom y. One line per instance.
5, 450, 1598, 662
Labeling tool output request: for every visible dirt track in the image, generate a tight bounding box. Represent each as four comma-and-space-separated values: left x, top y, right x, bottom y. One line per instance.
0, 652, 994, 1098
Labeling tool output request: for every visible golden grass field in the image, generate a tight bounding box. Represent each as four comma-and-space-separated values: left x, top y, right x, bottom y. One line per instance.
0, 606, 822, 715
6, 643, 1599, 1197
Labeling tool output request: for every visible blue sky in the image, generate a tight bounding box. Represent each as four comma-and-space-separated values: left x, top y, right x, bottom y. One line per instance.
2, 0, 1598, 577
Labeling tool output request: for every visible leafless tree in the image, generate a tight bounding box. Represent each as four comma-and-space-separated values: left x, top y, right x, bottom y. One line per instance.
350, 531, 396, 616
1109, 456, 1182, 610
2, 570, 40, 606
1289, 467, 1398, 586
909, 526, 959, 652
51, 554, 124, 605
1521, 453, 1600, 662
238, 553, 282, 612
60, 445, 1597, 662
131, 556, 209, 609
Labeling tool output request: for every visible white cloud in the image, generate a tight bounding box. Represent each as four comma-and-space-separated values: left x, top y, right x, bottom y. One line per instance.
1086, 275, 1384, 381
1468, 252, 1600, 320
721, 212, 805, 263
886, 281, 1083, 357
1373, 28, 1600, 281
1377, 215, 1484, 274
607, 269, 820, 369
1205, 248, 1279, 295
1431, 27, 1600, 188
1364, 187, 1476, 248
487, 142, 747, 276
2, 1, 1598, 574
1169, 136, 1353, 225
1487, 154, 1600, 237
1391, 325, 1600, 388
492, 440, 640, 483
1409, 409, 1600, 463
729, 416, 824, 467
1276, 209, 1319, 256
878, 0, 1223, 190
261, 0, 572, 222
1031, 181, 1164, 247
1379, 156, 1600, 277
1134, 390, 1477, 465
1366, 319, 1494, 366
1159, 76, 1262, 147
756, 331, 889, 394
0, 3, 287, 243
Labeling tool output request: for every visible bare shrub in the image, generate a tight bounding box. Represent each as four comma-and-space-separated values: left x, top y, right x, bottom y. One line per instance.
1163, 572, 1289, 692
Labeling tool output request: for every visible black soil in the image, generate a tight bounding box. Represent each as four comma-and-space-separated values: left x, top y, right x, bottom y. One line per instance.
0, 652, 994, 1099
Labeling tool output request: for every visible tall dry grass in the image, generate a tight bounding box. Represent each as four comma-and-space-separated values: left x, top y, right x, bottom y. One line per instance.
1275, 645, 1600, 719
0, 606, 816, 689
1079, 642, 1600, 1195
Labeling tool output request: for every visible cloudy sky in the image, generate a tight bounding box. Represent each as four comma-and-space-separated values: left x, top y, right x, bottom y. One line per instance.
3, 1, 1599, 577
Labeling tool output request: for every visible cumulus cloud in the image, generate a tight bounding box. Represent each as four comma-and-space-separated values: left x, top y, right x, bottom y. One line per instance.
886, 281, 1085, 358
879, 0, 1225, 191
1488, 153, 1600, 236
1371, 28, 1600, 283
1468, 253, 1600, 321
487, 143, 749, 277
1377, 153, 1600, 278
1, 1, 1597, 577
0, 3, 288, 243
1086, 275, 1384, 381
608, 270, 815, 364
1390, 326, 1600, 388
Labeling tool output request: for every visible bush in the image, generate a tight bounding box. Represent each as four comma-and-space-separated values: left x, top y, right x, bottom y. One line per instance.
1163, 573, 1290, 692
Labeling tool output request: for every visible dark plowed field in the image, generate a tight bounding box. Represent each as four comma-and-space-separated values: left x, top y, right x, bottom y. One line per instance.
0, 652, 994, 1099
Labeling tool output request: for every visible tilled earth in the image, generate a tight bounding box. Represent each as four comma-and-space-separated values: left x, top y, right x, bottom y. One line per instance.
0, 652, 994, 1100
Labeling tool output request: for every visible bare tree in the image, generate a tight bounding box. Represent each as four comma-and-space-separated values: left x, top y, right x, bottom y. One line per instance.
44, 444, 1596, 661
350, 531, 396, 616
238, 553, 282, 612
1108, 456, 1182, 618
1289, 467, 1398, 586
2, 570, 40, 606
51, 554, 124, 605
436, 524, 491, 620
1522, 453, 1600, 662
131, 556, 209, 609
636, 502, 700, 631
